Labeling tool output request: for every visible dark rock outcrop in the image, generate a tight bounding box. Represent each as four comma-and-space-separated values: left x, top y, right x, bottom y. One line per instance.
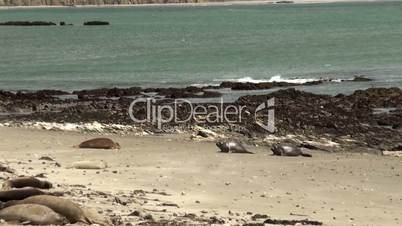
83, 21, 110, 26
0, 21, 56, 26
219, 80, 323, 90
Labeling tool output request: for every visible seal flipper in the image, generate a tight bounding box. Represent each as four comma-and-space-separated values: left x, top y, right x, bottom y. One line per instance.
243, 150, 255, 154
301, 153, 312, 157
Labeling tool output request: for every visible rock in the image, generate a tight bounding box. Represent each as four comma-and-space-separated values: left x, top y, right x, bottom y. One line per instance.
143, 214, 153, 221
0, 21, 56, 26
128, 210, 141, 217
351, 75, 373, 82
276, 0, 294, 3
264, 218, 323, 225
219, 80, 321, 90
251, 214, 269, 221
83, 21, 110, 26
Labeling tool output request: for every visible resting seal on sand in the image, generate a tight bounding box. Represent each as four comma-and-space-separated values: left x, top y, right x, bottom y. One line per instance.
3, 195, 91, 224
2, 177, 52, 190
77, 138, 120, 149
0, 204, 67, 225
271, 144, 312, 157
0, 188, 46, 202
216, 141, 254, 154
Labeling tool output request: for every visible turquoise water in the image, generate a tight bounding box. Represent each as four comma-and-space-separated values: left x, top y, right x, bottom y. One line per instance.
1, 2, 402, 94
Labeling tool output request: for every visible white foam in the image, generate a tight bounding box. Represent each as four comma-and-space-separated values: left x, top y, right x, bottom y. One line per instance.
214, 75, 321, 84
267, 75, 321, 84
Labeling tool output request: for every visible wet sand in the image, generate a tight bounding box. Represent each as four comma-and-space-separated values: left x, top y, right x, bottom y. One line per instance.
0, 127, 401, 225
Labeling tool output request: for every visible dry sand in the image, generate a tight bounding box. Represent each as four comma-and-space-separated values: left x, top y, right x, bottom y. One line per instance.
0, 127, 401, 225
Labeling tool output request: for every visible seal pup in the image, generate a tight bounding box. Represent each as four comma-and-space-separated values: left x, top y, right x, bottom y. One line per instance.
3, 195, 91, 224
216, 141, 254, 154
76, 138, 120, 149
0, 204, 68, 225
271, 143, 312, 157
2, 177, 52, 190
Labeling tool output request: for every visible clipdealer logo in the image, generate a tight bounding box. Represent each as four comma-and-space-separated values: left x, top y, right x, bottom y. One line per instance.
128, 98, 275, 132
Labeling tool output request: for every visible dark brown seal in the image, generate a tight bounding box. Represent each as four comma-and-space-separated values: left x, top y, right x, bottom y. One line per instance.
0, 188, 46, 202
0, 204, 68, 225
216, 141, 254, 154
271, 143, 312, 157
2, 177, 52, 190
77, 138, 120, 149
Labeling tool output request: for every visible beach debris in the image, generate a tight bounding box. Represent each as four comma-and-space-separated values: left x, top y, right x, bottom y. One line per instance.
216, 141, 254, 154
192, 125, 226, 140
0, 204, 68, 225
34, 173, 47, 178
390, 144, 402, 151
39, 156, 55, 161
251, 214, 269, 221
382, 150, 402, 157
128, 210, 142, 217
0, 164, 14, 174
2, 177, 52, 190
76, 137, 120, 149
159, 202, 180, 208
114, 196, 128, 206
82, 207, 112, 226
3, 195, 91, 224
271, 143, 312, 157
83, 21, 110, 26
197, 130, 209, 138
71, 160, 108, 170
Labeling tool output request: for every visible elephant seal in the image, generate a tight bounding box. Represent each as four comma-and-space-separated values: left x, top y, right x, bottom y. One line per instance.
271, 144, 312, 157
0, 188, 46, 202
216, 141, 254, 154
2, 177, 52, 190
0, 204, 67, 225
3, 195, 91, 224
77, 138, 120, 149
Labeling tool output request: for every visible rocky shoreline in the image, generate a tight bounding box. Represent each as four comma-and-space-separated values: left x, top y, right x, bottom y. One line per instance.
1, 82, 402, 225
1, 78, 401, 153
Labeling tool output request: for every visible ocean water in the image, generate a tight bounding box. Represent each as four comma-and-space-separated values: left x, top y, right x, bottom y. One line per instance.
1, 1, 402, 95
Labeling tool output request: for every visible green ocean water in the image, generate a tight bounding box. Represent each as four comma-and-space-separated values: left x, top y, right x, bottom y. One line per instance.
1, 1, 402, 94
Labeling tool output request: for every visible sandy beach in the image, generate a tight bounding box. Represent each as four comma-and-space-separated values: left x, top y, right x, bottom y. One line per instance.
0, 126, 401, 225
